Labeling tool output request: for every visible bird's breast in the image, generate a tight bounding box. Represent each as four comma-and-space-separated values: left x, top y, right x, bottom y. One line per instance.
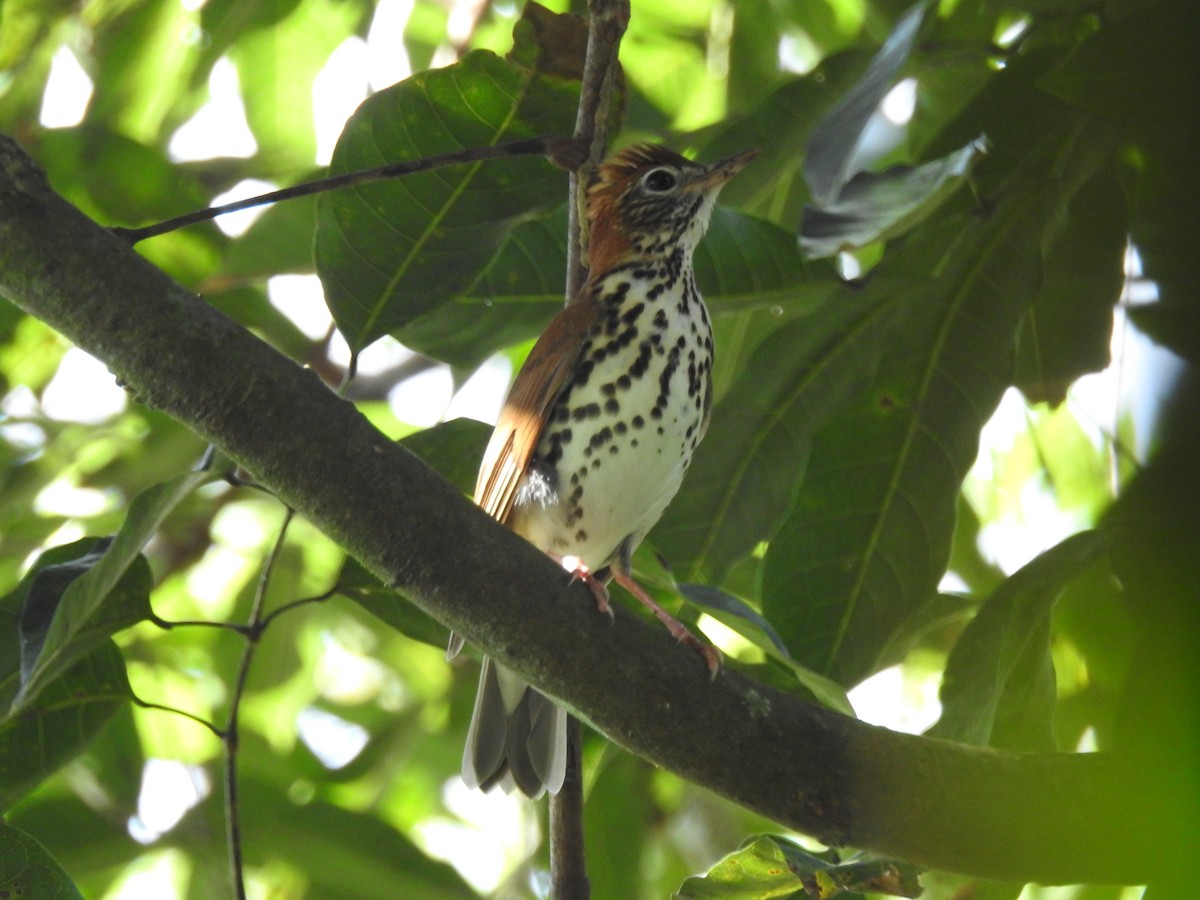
512, 268, 713, 571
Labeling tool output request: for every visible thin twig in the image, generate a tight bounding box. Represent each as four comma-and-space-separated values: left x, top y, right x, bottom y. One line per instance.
565, 0, 630, 299
550, 1, 628, 896
112, 136, 583, 245
224, 506, 296, 900
549, 717, 590, 900
259, 585, 338, 630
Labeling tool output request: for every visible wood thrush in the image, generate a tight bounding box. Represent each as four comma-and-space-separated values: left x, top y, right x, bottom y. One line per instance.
451, 143, 757, 797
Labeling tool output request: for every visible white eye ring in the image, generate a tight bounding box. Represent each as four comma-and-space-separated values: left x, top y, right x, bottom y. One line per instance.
641, 167, 679, 193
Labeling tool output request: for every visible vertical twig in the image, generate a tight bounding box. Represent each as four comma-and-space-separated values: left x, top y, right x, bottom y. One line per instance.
224, 506, 296, 899
564, 0, 630, 300
549, 717, 589, 899
550, 1, 629, 897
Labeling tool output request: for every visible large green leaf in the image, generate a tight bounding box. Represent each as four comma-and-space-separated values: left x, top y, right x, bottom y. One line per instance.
314, 43, 579, 350
762, 191, 1043, 685
396, 207, 571, 368
0, 822, 84, 899
759, 68, 1121, 684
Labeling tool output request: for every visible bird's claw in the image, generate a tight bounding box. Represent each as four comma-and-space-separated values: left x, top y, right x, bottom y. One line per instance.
558, 554, 615, 622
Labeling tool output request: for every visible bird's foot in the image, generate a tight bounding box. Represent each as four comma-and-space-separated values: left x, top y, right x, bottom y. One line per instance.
611, 569, 721, 678
553, 554, 614, 622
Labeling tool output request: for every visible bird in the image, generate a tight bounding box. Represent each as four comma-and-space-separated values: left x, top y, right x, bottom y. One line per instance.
450, 142, 757, 798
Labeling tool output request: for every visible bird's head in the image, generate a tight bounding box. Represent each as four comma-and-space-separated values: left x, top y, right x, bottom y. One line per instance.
586, 143, 757, 273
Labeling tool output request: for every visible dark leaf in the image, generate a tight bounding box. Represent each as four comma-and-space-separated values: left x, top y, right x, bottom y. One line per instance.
1014, 167, 1126, 404
762, 192, 1043, 685
0, 822, 84, 899
0, 642, 132, 811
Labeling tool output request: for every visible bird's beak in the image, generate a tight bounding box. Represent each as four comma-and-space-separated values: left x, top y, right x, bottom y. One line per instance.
697, 147, 759, 189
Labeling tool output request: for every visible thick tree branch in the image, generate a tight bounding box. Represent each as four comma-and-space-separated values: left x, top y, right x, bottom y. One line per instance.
0, 137, 1190, 886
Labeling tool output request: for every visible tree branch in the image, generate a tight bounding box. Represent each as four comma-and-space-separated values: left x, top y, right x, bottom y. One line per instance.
0, 136, 1190, 886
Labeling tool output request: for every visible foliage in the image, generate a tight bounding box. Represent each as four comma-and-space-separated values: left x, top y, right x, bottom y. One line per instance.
1, 0, 1197, 897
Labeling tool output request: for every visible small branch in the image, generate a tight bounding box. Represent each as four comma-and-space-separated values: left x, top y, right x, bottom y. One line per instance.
260, 586, 338, 631
549, 718, 590, 899
223, 506, 295, 900
565, 0, 629, 297
112, 135, 584, 245
550, 2, 629, 890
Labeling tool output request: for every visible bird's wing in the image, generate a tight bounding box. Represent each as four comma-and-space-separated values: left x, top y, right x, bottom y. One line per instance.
474, 294, 600, 523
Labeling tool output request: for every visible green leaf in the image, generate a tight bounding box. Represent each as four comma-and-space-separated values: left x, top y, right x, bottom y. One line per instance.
12, 463, 216, 712
676, 835, 922, 899
762, 191, 1044, 685
397, 209, 568, 368
929, 530, 1111, 751
0, 642, 132, 811
0, 822, 84, 899
314, 46, 578, 350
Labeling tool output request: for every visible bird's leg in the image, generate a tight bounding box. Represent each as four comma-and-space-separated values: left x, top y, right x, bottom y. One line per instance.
551, 553, 614, 621
610, 569, 721, 678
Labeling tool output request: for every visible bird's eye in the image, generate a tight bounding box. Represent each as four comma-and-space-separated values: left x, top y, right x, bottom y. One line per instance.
641, 168, 678, 193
